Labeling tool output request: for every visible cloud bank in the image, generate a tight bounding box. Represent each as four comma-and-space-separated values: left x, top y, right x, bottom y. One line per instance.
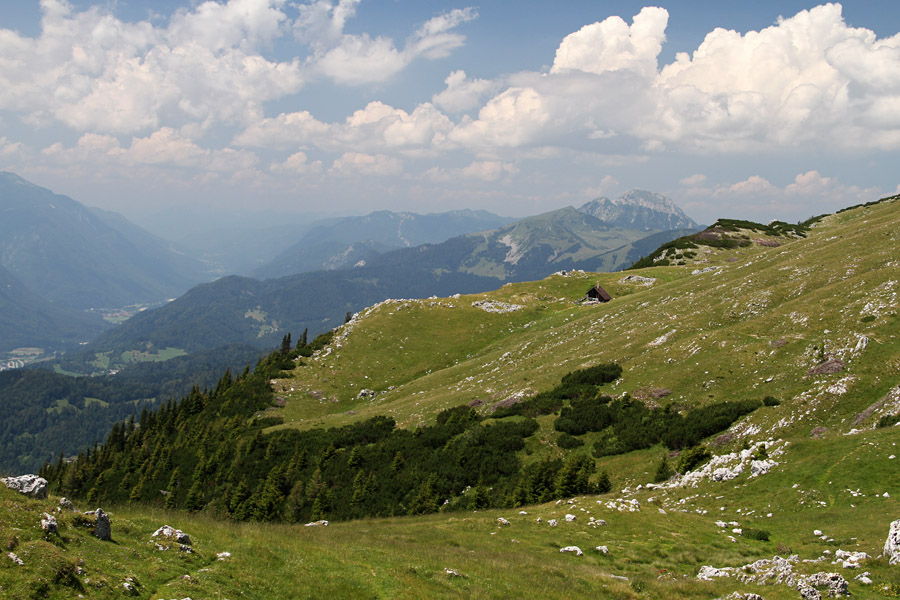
0, 2, 897, 220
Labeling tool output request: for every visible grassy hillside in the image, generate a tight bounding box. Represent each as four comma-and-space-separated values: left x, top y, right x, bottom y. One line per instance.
3, 424, 899, 599
6, 195, 900, 598
272, 196, 900, 452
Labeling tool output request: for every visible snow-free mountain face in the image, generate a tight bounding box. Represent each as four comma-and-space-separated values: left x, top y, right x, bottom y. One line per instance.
252, 209, 515, 279
0, 172, 208, 312
578, 190, 699, 231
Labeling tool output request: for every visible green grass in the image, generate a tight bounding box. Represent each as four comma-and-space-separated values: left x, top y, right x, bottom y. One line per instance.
4, 425, 899, 599
118, 347, 187, 364
273, 197, 900, 459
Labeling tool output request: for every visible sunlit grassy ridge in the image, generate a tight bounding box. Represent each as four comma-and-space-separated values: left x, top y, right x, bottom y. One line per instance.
273, 196, 900, 453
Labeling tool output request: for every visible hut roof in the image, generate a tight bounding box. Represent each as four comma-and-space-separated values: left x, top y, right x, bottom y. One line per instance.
586, 284, 612, 302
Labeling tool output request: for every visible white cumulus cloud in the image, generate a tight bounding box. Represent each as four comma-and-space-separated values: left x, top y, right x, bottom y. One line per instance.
330, 151, 402, 176
681, 170, 883, 221
0, 0, 304, 134
303, 3, 476, 85
550, 6, 667, 79
432, 70, 495, 113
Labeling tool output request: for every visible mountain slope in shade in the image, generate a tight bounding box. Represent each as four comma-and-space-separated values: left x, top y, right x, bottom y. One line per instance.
578, 189, 699, 231
0, 264, 107, 353
0, 172, 207, 310
252, 209, 515, 279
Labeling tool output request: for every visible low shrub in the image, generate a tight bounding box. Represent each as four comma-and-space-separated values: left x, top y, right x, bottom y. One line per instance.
878, 414, 899, 428
556, 433, 584, 449
676, 445, 711, 474
742, 528, 771, 541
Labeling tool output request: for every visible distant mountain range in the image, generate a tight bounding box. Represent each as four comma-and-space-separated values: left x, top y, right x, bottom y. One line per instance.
0, 264, 106, 353
0, 172, 218, 354
0, 172, 208, 311
65, 201, 699, 369
251, 209, 515, 279
0, 172, 698, 365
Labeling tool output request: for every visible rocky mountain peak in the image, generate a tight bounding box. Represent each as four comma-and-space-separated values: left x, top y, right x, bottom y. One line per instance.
578, 189, 698, 231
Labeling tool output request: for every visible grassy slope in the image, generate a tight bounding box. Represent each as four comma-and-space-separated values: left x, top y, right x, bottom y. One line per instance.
2, 425, 898, 599
273, 197, 900, 452
3, 198, 900, 599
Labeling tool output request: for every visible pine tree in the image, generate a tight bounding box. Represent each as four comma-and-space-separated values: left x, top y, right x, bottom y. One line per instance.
653, 455, 673, 483
408, 474, 440, 515
253, 465, 288, 522
284, 480, 306, 523
184, 478, 205, 512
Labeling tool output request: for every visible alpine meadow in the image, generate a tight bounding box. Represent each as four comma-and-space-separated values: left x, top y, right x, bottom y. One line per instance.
3, 2, 900, 599
2, 193, 899, 599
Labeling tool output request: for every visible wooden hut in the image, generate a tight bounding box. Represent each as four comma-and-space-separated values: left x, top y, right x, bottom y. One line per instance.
585, 284, 612, 302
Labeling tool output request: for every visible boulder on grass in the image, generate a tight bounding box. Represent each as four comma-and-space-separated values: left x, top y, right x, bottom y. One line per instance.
885, 520, 900, 565
2, 474, 48, 499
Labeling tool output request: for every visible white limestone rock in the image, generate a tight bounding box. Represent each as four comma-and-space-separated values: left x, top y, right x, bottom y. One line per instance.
152, 525, 192, 545
2, 474, 48, 499
559, 546, 583, 556
40, 513, 57, 534
885, 520, 900, 565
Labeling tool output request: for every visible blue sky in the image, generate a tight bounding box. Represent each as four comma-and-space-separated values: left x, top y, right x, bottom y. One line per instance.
1, 1, 899, 230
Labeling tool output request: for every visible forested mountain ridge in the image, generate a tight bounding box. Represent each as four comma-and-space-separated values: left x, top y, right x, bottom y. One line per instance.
0, 344, 261, 474
0, 264, 107, 354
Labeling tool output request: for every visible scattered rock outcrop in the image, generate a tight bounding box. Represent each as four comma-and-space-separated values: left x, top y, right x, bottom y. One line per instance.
87, 508, 112, 541
807, 359, 845, 376
304, 520, 329, 527
152, 525, 192, 545
472, 300, 523, 314
40, 512, 57, 534
2, 474, 48, 499
559, 546, 583, 556
698, 555, 849, 598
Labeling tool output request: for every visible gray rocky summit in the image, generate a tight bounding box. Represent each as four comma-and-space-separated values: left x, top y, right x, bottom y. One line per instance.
578, 189, 698, 231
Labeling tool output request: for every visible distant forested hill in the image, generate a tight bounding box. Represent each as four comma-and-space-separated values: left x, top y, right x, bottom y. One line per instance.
0, 343, 260, 474
252, 209, 515, 279
0, 264, 107, 353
